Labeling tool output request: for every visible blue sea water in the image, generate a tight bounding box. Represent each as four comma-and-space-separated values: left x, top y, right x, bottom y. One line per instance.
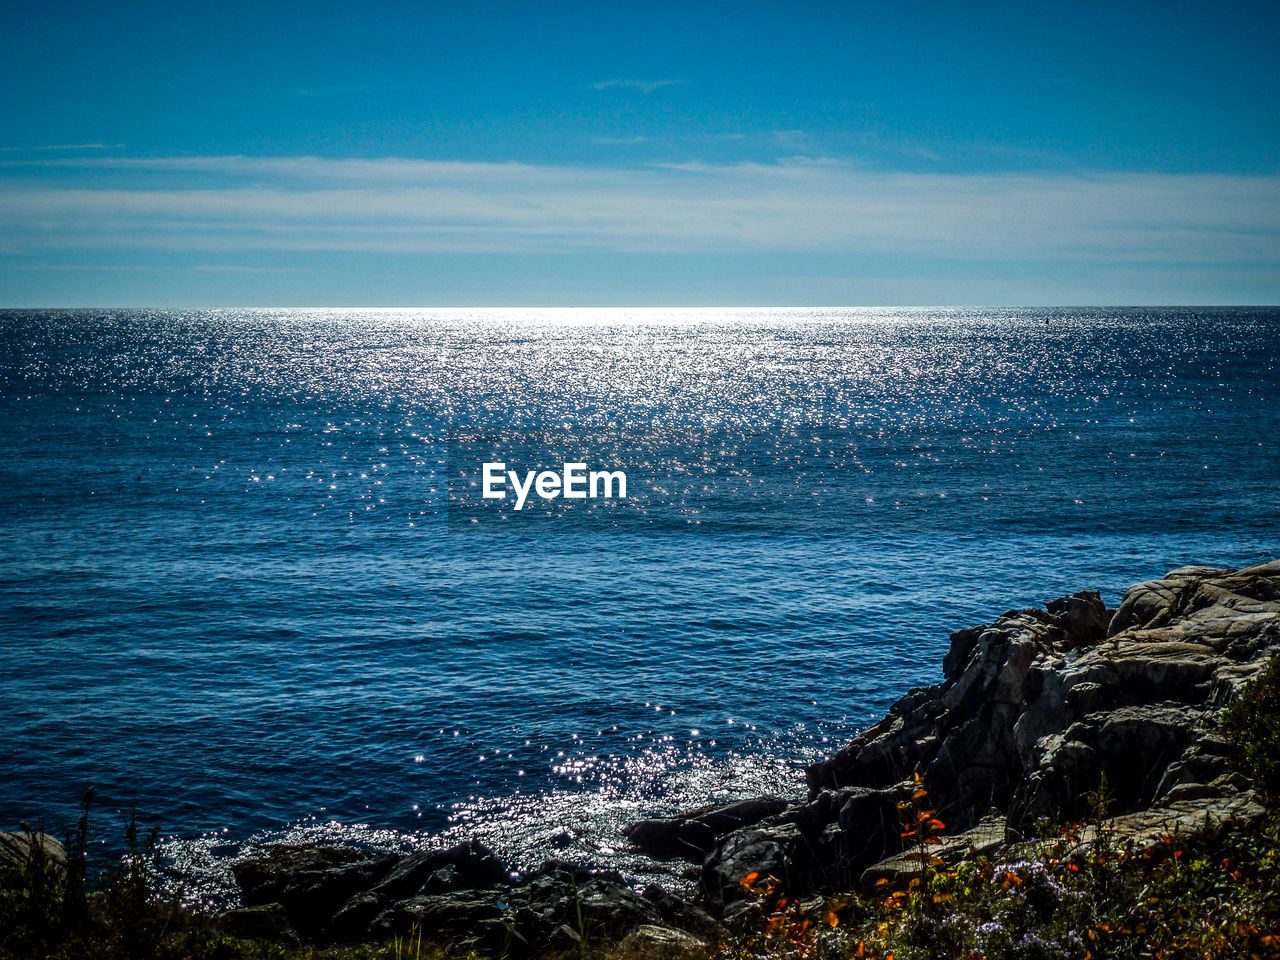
1, 307, 1277, 898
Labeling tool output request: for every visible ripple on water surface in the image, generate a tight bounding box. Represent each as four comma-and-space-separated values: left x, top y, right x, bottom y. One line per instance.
1, 307, 1278, 901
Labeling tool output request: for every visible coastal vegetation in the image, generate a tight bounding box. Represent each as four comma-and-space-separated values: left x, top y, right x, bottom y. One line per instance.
4, 769, 1278, 960
723, 773, 1280, 960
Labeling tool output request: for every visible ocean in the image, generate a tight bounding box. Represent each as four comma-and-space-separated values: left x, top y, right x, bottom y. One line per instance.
1, 306, 1277, 900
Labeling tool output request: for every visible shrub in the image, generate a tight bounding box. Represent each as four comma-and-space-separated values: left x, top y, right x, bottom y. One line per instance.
0, 823, 67, 953
1221, 652, 1280, 803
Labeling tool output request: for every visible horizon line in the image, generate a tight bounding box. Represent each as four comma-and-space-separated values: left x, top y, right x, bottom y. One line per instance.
2, 303, 1278, 312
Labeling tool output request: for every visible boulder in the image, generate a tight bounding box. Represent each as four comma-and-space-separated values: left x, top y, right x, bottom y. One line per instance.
860, 815, 1006, 890
620, 923, 709, 957
701, 822, 810, 914
369, 839, 509, 899
625, 796, 789, 862
232, 845, 397, 938
0, 831, 67, 878
1078, 789, 1266, 853
642, 883, 719, 937
1048, 591, 1110, 647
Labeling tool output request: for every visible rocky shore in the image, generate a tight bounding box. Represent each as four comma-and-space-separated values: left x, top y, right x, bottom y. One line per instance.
205, 560, 1280, 954
6, 560, 1278, 958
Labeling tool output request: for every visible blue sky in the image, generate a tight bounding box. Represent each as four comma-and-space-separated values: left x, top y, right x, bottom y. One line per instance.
1, 0, 1278, 305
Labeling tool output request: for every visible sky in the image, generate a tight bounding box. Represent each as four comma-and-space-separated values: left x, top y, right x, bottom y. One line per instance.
1, 0, 1278, 306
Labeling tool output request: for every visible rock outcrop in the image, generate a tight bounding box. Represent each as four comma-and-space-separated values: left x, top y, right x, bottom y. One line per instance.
226, 841, 715, 953
694, 561, 1280, 908
625, 797, 791, 862
0, 832, 67, 877
222, 561, 1280, 949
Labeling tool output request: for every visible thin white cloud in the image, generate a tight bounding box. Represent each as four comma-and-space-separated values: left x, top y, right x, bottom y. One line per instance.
15, 262, 307, 273
0, 155, 1276, 269
592, 136, 649, 145
0, 143, 124, 153
591, 78, 679, 93
190, 264, 311, 273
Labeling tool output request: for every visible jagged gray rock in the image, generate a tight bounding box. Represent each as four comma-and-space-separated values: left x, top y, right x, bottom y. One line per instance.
232, 845, 678, 954
625, 796, 790, 862
0, 831, 66, 876
694, 561, 1280, 910
231, 844, 398, 938
860, 814, 1006, 889
619, 923, 709, 956
805, 563, 1279, 826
